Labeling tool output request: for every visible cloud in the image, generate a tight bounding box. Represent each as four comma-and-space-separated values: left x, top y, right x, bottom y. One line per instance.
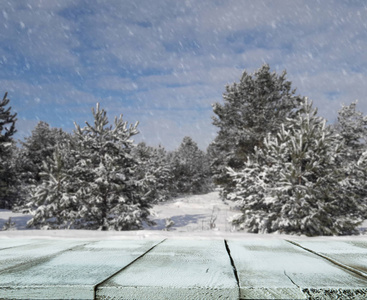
93, 76, 138, 92
15, 119, 39, 141
1, 1, 80, 72
134, 109, 217, 151
291, 70, 367, 122
1, 0, 366, 151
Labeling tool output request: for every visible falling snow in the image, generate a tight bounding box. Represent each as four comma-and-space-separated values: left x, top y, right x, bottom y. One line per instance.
0, 1, 365, 150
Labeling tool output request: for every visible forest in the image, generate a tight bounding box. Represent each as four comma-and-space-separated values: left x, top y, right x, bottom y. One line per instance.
1, 65, 366, 236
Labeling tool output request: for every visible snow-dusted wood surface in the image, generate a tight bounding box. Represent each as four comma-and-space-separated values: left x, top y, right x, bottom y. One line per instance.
0, 239, 88, 273
0, 238, 367, 299
0, 239, 161, 299
0, 238, 38, 250
228, 239, 367, 299
288, 239, 367, 277
97, 239, 239, 299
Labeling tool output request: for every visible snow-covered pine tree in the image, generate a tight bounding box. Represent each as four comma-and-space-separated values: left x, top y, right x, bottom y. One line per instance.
336, 100, 367, 160
18, 122, 70, 181
71, 103, 152, 230
351, 149, 367, 219
27, 144, 78, 229
228, 99, 365, 236
133, 142, 172, 202
211, 64, 303, 197
335, 101, 367, 218
15, 122, 71, 207
28, 103, 153, 230
170, 136, 212, 195
154, 145, 175, 198
0, 93, 16, 146
0, 92, 17, 209
337, 101, 367, 143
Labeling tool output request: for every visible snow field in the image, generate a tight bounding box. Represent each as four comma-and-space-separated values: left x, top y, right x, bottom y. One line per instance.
145, 191, 239, 232
0, 191, 366, 240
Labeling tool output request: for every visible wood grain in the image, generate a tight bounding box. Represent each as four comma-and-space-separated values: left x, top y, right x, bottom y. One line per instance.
228, 239, 367, 300
96, 239, 239, 299
0, 239, 162, 299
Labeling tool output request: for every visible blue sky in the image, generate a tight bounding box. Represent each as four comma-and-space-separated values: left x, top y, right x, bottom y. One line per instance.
1, 0, 367, 150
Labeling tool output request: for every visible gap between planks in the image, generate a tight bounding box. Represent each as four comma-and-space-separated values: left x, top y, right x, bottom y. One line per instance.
285, 239, 367, 280
224, 239, 240, 297
93, 238, 167, 299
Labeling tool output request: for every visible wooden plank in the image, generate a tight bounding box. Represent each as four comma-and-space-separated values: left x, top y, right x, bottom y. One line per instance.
288, 240, 367, 277
0, 238, 39, 250
0, 239, 162, 300
96, 239, 239, 299
228, 239, 367, 300
0, 239, 89, 273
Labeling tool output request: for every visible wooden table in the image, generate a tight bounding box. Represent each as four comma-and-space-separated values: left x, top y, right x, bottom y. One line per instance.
0, 238, 367, 299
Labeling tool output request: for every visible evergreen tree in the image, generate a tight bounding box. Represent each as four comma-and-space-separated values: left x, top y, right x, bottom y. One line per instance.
15, 122, 70, 207
170, 136, 212, 195
228, 99, 365, 236
0, 92, 17, 209
335, 101, 367, 161
211, 64, 303, 196
335, 101, 367, 218
0, 93, 17, 145
133, 142, 172, 202
27, 103, 153, 230
18, 122, 69, 181
27, 143, 78, 229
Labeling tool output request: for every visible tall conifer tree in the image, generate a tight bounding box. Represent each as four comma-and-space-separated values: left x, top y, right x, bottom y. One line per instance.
170, 136, 212, 195
211, 65, 303, 196
28, 104, 153, 230
228, 99, 365, 236
0, 92, 17, 208
335, 101, 367, 218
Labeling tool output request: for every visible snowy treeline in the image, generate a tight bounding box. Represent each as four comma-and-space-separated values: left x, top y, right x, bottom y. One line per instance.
1, 64, 366, 235
0, 97, 212, 230
210, 64, 367, 236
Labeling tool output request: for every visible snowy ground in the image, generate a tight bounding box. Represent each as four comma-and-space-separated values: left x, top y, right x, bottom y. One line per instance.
0, 191, 366, 240
144, 191, 238, 232
0, 208, 33, 230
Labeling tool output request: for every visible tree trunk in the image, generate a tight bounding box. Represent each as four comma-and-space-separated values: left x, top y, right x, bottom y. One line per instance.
101, 193, 108, 231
